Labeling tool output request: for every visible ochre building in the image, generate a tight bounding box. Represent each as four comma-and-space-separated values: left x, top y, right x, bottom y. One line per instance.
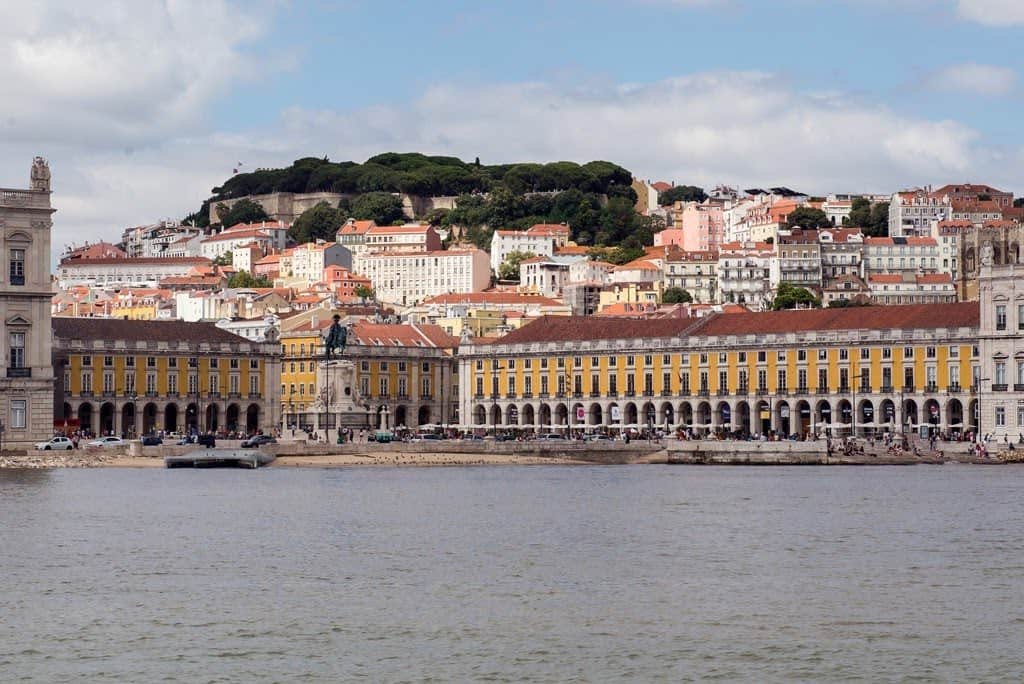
459, 303, 981, 438
53, 318, 281, 437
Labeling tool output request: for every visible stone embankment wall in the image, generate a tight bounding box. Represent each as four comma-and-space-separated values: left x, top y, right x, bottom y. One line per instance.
269, 440, 663, 464
0, 448, 120, 468
664, 440, 946, 465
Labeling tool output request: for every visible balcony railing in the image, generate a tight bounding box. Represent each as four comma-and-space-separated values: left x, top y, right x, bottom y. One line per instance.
6, 367, 30, 378
925, 383, 938, 393
881, 385, 894, 393
992, 383, 1008, 392
736, 386, 749, 395
948, 383, 962, 393
902, 385, 915, 393
1015, 384, 1024, 393
796, 386, 809, 394
643, 390, 654, 397
589, 391, 600, 398
420, 393, 433, 400
624, 390, 635, 397
717, 389, 729, 396
816, 386, 829, 394
661, 389, 672, 397
698, 389, 709, 397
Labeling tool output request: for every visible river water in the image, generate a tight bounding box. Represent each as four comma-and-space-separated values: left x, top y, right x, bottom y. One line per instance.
2, 464, 1023, 682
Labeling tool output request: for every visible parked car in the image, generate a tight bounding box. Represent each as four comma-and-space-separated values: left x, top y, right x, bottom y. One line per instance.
177, 434, 216, 448
140, 435, 163, 446
585, 434, 611, 442
87, 436, 125, 448
240, 434, 276, 448
410, 433, 443, 442
536, 433, 567, 441
35, 436, 74, 451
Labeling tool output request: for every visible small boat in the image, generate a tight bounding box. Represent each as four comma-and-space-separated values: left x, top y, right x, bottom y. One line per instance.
165, 448, 275, 469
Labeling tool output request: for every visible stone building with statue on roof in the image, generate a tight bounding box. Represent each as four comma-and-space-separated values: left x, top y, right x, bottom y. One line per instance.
0, 158, 56, 449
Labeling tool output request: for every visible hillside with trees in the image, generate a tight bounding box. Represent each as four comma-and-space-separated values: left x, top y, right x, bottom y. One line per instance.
184, 153, 661, 262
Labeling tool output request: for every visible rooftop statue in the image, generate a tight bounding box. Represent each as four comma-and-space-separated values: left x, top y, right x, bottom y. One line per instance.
31, 156, 51, 192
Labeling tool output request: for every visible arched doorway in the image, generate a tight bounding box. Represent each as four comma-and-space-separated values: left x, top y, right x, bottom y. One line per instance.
246, 404, 260, 433
522, 404, 536, 429
164, 404, 178, 434
507, 404, 519, 427
539, 404, 552, 430
142, 402, 158, 434
99, 402, 115, 436
946, 399, 964, 435
923, 398, 941, 436
857, 399, 875, 437
77, 402, 94, 436
394, 405, 407, 430
555, 403, 568, 429
121, 402, 136, 437
418, 405, 431, 426
736, 401, 751, 436
796, 400, 812, 437
816, 400, 832, 434
756, 400, 770, 435
679, 402, 694, 431
624, 402, 638, 428
837, 399, 852, 436
880, 399, 896, 432
696, 401, 712, 434
904, 399, 919, 434
226, 404, 240, 433
716, 401, 731, 434
185, 402, 199, 433
489, 404, 502, 429
474, 404, 487, 426
588, 403, 603, 427
660, 402, 674, 431
775, 400, 791, 436
205, 404, 220, 433
968, 399, 979, 435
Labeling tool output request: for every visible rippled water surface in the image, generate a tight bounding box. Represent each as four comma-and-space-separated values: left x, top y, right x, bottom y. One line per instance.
2, 464, 1024, 682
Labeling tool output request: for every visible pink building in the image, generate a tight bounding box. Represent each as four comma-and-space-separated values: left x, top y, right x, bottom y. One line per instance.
654, 201, 725, 252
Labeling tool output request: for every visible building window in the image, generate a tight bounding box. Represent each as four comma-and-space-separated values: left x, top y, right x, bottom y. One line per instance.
903, 347, 914, 359
82, 373, 92, 393
926, 346, 936, 359
738, 352, 747, 364
230, 358, 239, 369
1019, 304, 1024, 331
541, 358, 549, 369
379, 377, 389, 397
124, 372, 135, 394
103, 355, 113, 367
103, 372, 114, 393
168, 373, 177, 395
996, 305, 1007, 331
188, 373, 198, 394
10, 399, 26, 429
188, 357, 198, 368
1018, 405, 1024, 427
147, 356, 156, 368
82, 355, 92, 367
250, 359, 259, 369
798, 350, 807, 362
718, 352, 727, 364
168, 357, 177, 368
146, 373, 156, 394
608, 357, 616, 368
949, 346, 959, 358
860, 348, 870, 360
229, 374, 240, 394
777, 369, 787, 390
9, 332, 25, 368
209, 374, 219, 394
125, 356, 135, 367
995, 362, 1006, 385
757, 351, 766, 363
249, 375, 259, 395
9, 248, 25, 285
210, 358, 219, 369
883, 348, 892, 359
996, 406, 1006, 427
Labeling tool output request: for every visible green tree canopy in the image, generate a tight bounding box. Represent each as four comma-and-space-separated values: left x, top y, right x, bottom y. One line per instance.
498, 250, 535, 281
785, 206, 830, 230
218, 198, 269, 228
227, 270, 271, 288
662, 287, 693, 304
658, 185, 707, 205
772, 282, 821, 310
353, 284, 375, 300
350, 192, 407, 225
865, 202, 890, 237
290, 201, 345, 243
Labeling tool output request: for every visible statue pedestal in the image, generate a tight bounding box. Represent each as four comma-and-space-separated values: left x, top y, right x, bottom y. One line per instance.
315, 360, 371, 436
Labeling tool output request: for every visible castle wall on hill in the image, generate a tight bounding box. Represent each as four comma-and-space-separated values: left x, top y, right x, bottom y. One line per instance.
209, 191, 461, 224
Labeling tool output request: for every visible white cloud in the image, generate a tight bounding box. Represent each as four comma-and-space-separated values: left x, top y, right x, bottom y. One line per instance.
956, 0, 1024, 25
923, 63, 1016, 96
277, 72, 994, 195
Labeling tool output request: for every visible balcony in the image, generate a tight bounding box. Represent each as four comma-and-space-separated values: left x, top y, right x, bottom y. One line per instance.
539, 392, 550, 399
858, 384, 871, 393
6, 367, 30, 378
698, 389, 709, 397
624, 390, 635, 397
555, 391, 566, 399
490, 392, 500, 400
796, 386, 809, 395
474, 393, 484, 400
925, 383, 938, 393
228, 392, 241, 399
992, 383, 1009, 392
948, 383, 962, 393
522, 392, 533, 399
589, 391, 600, 398
717, 389, 729, 396
396, 394, 409, 401
901, 385, 915, 393
9, 274, 24, 286
207, 391, 221, 399
573, 391, 584, 398
420, 393, 433, 400
643, 390, 654, 397
777, 386, 789, 395
816, 386, 829, 394
1015, 384, 1024, 393
102, 391, 115, 398
969, 385, 978, 393
736, 387, 749, 396
881, 385, 894, 393
145, 391, 158, 398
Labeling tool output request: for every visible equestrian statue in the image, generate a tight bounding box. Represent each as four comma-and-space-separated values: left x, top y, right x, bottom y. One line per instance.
324, 314, 348, 360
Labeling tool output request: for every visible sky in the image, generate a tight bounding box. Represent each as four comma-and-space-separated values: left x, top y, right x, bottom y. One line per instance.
0, 0, 1021, 255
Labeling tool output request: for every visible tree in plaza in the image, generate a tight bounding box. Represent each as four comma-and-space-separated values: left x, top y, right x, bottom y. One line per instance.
662, 287, 692, 304
219, 198, 269, 228
353, 284, 375, 301
772, 282, 821, 310
785, 206, 830, 230
658, 185, 707, 206
498, 250, 535, 281
290, 201, 345, 243
350, 192, 407, 225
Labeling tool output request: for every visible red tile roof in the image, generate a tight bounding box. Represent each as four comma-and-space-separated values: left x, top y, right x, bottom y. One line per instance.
422, 292, 563, 306
60, 256, 211, 267
53, 318, 250, 344
491, 315, 700, 344
693, 302, 978, 336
